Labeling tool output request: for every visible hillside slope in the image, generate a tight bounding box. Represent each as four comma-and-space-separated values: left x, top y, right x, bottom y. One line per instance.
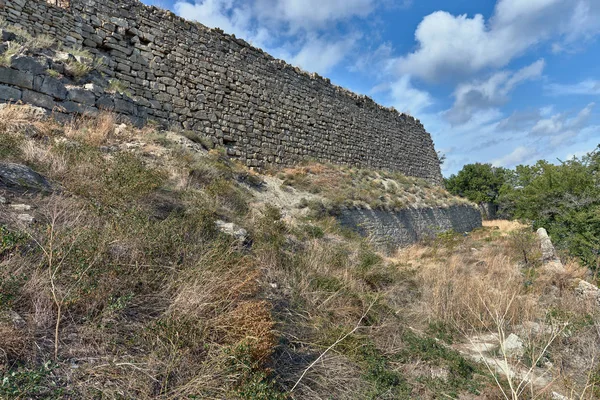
1, 106, 599, 399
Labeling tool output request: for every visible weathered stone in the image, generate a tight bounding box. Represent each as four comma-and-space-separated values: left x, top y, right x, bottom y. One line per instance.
0, 162, 53, 192
11, 55, 47, 75
215, 220, 249, 244
60, 101, 98, 116
67, 87, 96, 105
537, 228, 565, 272
0, 67, 33, 89
96, 95, 115, 110
22, 89, 55, 109
0, 84, 21, 101
9, 203, 32, 211
0, 28, 15, 42
502, 333, 524, 357
114, 98, 134, 114
38, 76, 67, 100
575, 280, 600, 305
17, 213, 34, 223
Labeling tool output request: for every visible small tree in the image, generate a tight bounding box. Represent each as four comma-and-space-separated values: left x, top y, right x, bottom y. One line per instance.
445, 163, 508, 218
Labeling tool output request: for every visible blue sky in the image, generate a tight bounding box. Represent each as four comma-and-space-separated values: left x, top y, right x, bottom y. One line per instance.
141, 0, 600, 176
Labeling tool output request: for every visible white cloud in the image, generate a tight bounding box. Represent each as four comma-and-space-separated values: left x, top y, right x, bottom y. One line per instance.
445, 60, 545, 125
492, 146, 538, 168
173, 0, 378, 75
387, 75, 433, 116
284, 34, 360, 74
394, 0, 600, 82
351, 42, 394, 74
547, 79, 600, 96
175, 0, 263, 44
497, 109, 542, 132
530, 103, 595, 136
254, 0, 374, 31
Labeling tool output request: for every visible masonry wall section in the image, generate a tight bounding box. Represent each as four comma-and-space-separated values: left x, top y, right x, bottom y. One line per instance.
0, 0, 443, 183
338, 205, 483, 253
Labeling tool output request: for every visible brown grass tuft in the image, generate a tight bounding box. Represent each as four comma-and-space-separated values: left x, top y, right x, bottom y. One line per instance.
64, 112, 116, 145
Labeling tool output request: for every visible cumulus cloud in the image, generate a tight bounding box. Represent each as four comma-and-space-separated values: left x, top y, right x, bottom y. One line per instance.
175, 0, 267, 46
173, 0, 379, 74
387, 75, 433, 116
394, 0, 600, 82
445, 60, 545, 125
530, 103, 595, 137
283, 34, 361, 74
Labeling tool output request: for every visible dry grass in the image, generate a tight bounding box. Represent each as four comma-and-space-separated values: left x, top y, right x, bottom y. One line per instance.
1, 106, 598, 399
276, 161, 469, 210
402, 244, 538, 331
483, 219, 528, 235
0, 103, 53, 135
64, 111, 116, 145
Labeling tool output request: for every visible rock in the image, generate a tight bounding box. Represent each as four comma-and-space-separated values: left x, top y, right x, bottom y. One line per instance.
114, 123, 128, 135
0, 84, 21, 101
38, 76, 67, 100
551, 392, 570, 400
537, 228, 565, 272
215, 220, 249, 244
67, 87, 96, 105
9, 310, 26, 330
22, 89, 55, 110
9, 203, 31, 211
0, 67, 34, 89
60, 101, 98, 116
0, 29, 16, 42
502, 333, 524, 357
0, 195, 7, 204
54, 52, 77, 63
0, 162, 53, 192
17, 213, 34, 223
11, 55, 47, 75
575, 280, 600, 305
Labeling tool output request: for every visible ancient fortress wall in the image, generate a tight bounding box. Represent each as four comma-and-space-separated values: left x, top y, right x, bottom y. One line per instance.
0, 0, 442, 183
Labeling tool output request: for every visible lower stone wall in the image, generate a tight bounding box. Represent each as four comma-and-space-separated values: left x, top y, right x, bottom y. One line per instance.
338, 204, 482, 252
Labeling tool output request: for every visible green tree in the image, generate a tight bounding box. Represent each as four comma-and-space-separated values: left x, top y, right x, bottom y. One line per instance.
502, 147, 600, 270
445, 163, 508, 206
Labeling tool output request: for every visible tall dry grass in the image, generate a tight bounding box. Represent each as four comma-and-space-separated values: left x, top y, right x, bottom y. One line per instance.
483, 219, 528, 234
64, 111, 116, 145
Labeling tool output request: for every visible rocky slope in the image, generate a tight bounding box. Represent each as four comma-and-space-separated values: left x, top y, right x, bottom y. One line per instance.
1, 105, 599, 399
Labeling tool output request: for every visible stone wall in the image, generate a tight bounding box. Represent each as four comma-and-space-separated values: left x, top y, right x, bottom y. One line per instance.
338, 205, 482, 252
0, 0, 443, 183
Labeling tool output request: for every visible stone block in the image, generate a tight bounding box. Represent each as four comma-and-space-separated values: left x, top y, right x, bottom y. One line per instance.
38, 76, 67, 100
96, 96, 115, 111
22, 89, 56, 110
0, 84, 21, 101
0, 67, 33, 89
67, 87, 96, 105
1, 29, 16, 42
114, 98, 134, 114
11, 56, 47, 75
61, 101, 99, 116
